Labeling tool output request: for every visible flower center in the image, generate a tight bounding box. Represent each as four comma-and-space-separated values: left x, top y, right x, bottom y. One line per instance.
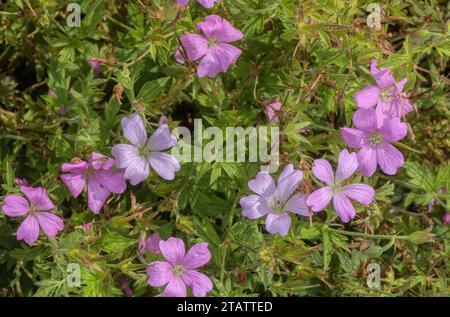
138, 145, 149, 157
270, 200, 285, 214
369, 132, 383, 146
207, 37, 217, 48
172, 265, 185, 277
380, 88, 393, 102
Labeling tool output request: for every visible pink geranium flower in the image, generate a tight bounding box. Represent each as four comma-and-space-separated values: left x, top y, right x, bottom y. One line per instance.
146, 237, 213, 297
341, 108, 407, 177
180, 15, 243, 78
354, 59, 412, 126
60, 152, 126, 214
306, 150, 375, 223
2, 184, 64, 244
239, 164, 308, 237
265, 101, 282, 122
111, 114, 180, 185
177, 0, 220, 9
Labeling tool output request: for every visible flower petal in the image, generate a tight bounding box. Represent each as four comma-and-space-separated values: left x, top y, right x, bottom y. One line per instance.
35, 212, 64, 237
159, 237, 185, 266
89, 152, 115, 170
352, 109, 378, 132
121, 114, 147, 147
2, 195, 29, 217
146, 261, 173, 287
283, 194, 308, 216
240, 195, 271, 219
376, 142, 404, 175
182, 270, 213, 297
370, 60, 395, 89
143, 234, 162, 254
379, 117, 407, 143
93, 169, 126, 194
20, 186, 54, 211
357, 146, 377, 177
112, 144, 150, 185
335, 149, 358, 182
197, 44, 241, 78
162, 276, 186, 297
148, 124, 177, 152
182, 242, 211, 270
61, 161, 89, 173
248, 172, 276, 197
276, 169, 303, 203
354, 85, 380, 109
180, 34, 208, 61
342, 184, 375, 205
265, 213, 291, 237
340, 128, 368, 149
60, 172, 86, 198
148, 152, 180, 181
332, 192, 356, 223
312, 159, 334, 186
16, 215, 40, 245
87, 178, 111, 214
306, 186, 333, 212
197, 15, 243, 43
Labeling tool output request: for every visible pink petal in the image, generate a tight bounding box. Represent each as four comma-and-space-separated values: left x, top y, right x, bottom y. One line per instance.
240, 195, 271, 219
265, 102, 281, 121
93, 169, 126, 194
248, 171, 276, 198
379, 118, 407, 142
197, 44, 242, 78
35, 211, 64, 237
182, 270, 213, 297
61, 161, 89, 173
16, 215, 40, 245
376, 142, 404, 175
312, 159, 334, 186
143, 235, 162, 254
89, 152, 115, 170
121, 114, 147, 147
162, 276, 186, 297
182, 242, 211, 270
332, 192, 356, 223
357, 146, 377, 177
335, 149, 358, 182
352, 109, 378, 132
276, 169, 303, 203
283, 194, 308, 216
370, 60, 395, 89
342, 184, 374, 205
197, 0, 220, 9
306, 186, 333, 212
159, 237, 185, 266
340, 128, 368, 148
180, 34, 208, 61
87, 178, 111, 214
148, 124, 177, 152
265, 213, 291, 237
60, 172, 86, 198
148, 152, 180, 181
112, 144, 150, 185
20, 186, 54, 211
146, 261, 173, 287
2, 194, 29, 217
354, 85, 380, 109
197, 15, 243, 43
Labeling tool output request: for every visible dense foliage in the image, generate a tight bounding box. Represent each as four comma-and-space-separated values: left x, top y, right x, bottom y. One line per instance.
0, 0, 449, 297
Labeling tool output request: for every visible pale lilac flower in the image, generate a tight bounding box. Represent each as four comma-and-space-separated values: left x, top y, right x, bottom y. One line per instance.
140, 234, 162, 254
88, 58, 101, 77
112, 114, 180, 185
265, 101, 282, 122
2, 184, 64, 245
306, 150, 375, 223
146, 237, 213, 297
60, 152, 126, 214
239, 164, 308, 237
177, 0, 221, 9
443, 213, 450, 225
180, 15, 243, 78
354, 59, 412, 126
341, 109, 407, 177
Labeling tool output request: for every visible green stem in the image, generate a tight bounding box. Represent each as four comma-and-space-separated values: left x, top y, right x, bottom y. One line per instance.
327, 227, 410, 241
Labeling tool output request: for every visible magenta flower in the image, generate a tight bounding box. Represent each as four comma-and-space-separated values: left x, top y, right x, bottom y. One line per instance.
443, 213, 450, 225
306, 150, 375, 223
354, 59, 412, 126
341, 108, 407, 177
265, 101, 282, 122
112, 114, 180, 185
140, 234, 162, 254
180, 15, 243, 78
177, 0, 220, 9
2, 184, 64, 245
88, 58, 101, 77
146, 237, 213, 297
60, 152, 126, 214
239, 164, 308, 237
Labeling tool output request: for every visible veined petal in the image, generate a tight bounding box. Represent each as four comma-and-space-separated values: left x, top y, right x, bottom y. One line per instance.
182, 243, 211, 270
2, 195, 29, 217
240, 195, 271, 219
312, 159, 334, 186
197, 44, 241, 78
342, 184, 375, 205
148, 152, 180, 181
340, 128, 368, 149
148, 124, 177, 152
146, 261, 173, 287
121, 114, 147, 147
354, 85, 380, 109
87, 178, 111, 214
265, 213, 291, 237
306, 187, 333, 212
357, 146, 377, 177
20, 186, 54, 211
162, 277, 186, 297
60, 172, 86, 198
180, 34, 208, 61
248, 172, 276, 198
182, 270, 213, 297
159, 237, 185, 266
61, 161, 88, 173
16, 215, 40, 245
112, 144, 150, 185
335, 149, 358, 182
353, 109, 378, 132
276, 169, 303, 203
376, 142, 404, 175
93, 169, 126, 194
283, 194, 308, 216
379, 118, 407, 142
197, 15, 243, 43
332, 192, 356, 223
35, 212, 64, 237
